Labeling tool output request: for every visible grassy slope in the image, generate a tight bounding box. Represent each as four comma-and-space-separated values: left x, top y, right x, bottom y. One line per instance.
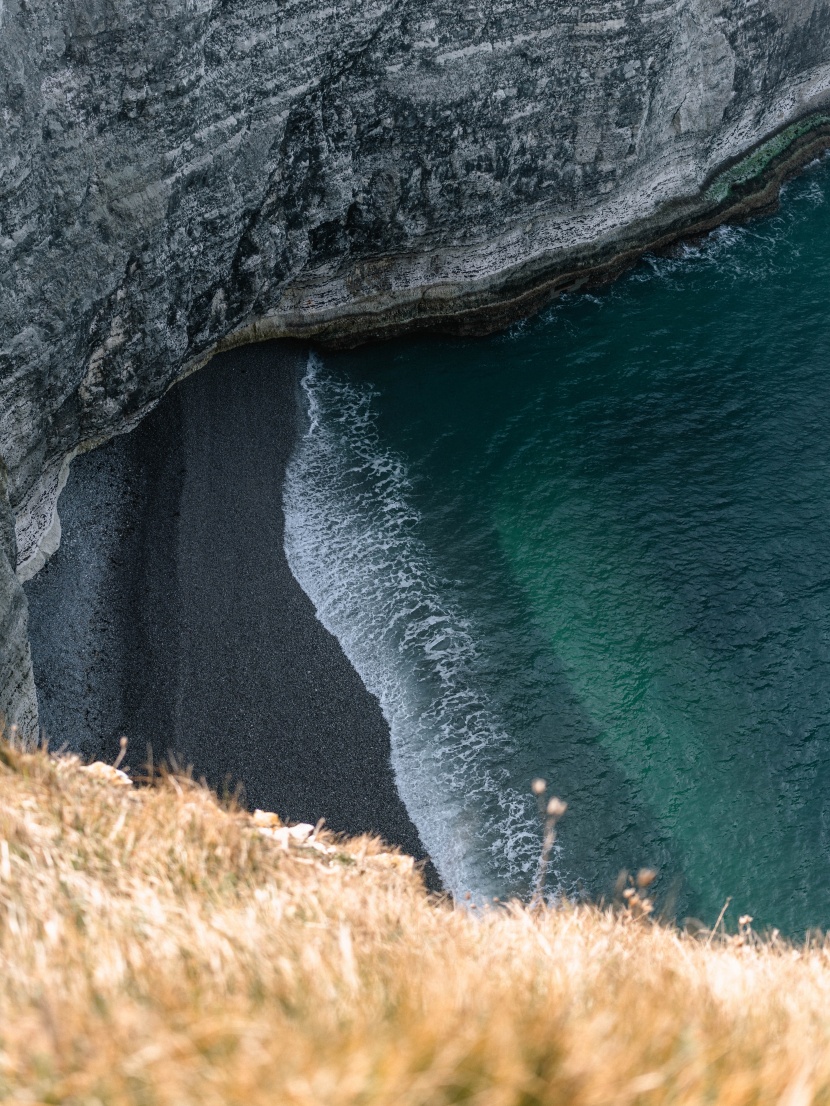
1, 742, 830, 1105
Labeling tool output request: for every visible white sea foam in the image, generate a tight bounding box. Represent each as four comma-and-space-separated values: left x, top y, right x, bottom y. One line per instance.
283, 354, 541, 897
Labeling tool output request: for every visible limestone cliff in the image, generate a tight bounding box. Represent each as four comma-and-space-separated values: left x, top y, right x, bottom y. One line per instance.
3, 0, 830, 732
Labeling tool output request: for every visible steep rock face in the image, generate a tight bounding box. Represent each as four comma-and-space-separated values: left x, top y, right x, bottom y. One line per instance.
3, 0, 830, 731
0, 460, 36, 737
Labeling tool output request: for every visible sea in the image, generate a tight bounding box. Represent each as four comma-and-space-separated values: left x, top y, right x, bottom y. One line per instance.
284, 155, 830, 935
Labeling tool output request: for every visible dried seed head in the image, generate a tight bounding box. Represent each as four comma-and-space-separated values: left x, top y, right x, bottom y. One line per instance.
531, 778, 547, 796
738, 915, 753, 927
114, 735, 128, 770
546, 797, 567, 818
636, 868, 657, 889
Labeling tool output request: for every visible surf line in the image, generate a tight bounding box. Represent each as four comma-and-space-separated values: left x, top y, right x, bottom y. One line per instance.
283, 353, 547, 898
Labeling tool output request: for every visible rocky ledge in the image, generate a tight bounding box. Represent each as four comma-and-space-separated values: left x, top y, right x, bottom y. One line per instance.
4, 0, 830, 731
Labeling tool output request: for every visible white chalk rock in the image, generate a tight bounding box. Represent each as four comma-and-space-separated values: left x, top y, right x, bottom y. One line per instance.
81, 762, 132, 787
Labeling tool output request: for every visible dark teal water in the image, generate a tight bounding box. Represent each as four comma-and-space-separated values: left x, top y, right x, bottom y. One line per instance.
285, 158, 830, 935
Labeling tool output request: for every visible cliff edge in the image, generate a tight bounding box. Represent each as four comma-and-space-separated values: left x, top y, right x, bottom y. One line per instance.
2, 740, 830, 1103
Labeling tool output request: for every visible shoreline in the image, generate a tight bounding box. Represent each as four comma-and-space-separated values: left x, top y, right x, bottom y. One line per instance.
26, 340, 440, 889
22, 119, 830, 899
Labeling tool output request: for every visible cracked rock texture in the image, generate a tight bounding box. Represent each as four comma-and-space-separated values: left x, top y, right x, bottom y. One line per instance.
4, 0, 830, 731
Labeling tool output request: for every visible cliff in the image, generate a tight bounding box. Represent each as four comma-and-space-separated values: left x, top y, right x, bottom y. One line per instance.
4, 0, 830, 731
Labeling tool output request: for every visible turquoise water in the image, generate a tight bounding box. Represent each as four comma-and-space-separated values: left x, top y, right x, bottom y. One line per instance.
285, 158, 830, 935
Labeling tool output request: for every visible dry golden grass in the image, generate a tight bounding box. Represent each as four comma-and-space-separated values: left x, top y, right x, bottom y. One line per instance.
2, 741, 830, 1105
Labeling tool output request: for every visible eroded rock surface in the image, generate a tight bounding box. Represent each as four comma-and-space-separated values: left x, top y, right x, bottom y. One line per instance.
4, 0, 830, 729
0, 460, 35, 737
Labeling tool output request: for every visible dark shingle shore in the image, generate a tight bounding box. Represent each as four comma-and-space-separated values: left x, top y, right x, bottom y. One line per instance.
27, 340, 439, 888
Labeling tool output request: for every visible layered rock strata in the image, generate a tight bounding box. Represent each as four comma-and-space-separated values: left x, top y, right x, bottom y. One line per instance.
4, 0, 830, 730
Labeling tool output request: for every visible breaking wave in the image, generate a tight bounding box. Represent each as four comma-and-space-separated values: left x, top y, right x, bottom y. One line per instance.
283, 354, 541, 897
